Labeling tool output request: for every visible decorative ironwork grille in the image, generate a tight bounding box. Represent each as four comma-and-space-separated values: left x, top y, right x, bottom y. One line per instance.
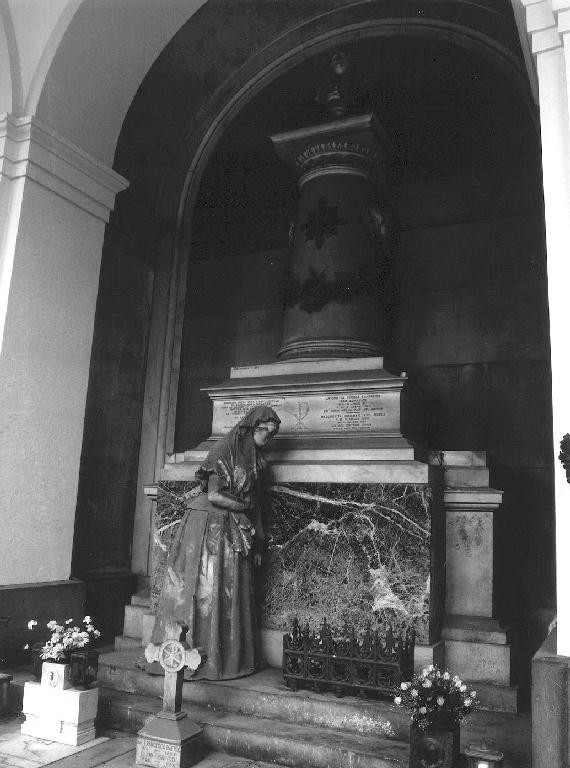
283, 618, 415, 699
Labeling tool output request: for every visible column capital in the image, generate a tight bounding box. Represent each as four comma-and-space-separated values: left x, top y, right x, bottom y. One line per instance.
271, 113, 389, 189
0, 114, 129, 222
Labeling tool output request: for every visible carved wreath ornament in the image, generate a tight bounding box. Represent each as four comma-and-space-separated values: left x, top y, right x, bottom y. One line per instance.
303, 196, 347, 249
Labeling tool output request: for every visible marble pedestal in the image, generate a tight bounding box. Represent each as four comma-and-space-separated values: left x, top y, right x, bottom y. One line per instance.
149, 359, 515, 709
21, 681, 98, 746
164, 356, 431, 485
136, 714, 202, 768
433, 452, 519, 711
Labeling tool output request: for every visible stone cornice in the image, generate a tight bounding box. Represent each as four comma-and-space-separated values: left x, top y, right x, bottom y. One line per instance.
0, 114, 129, 222
444, 487, 504, 511
519, 0, 570, 53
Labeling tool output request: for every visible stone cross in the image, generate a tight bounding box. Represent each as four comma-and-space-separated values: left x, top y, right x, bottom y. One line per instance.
144, 621, 203, 717
137, 622, 204, 768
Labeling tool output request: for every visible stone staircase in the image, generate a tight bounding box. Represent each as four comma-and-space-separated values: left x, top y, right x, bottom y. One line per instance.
97, 645, 530, 768
107, 588, 411, 766
98, 647, 410, 768
106, 586, 529, 766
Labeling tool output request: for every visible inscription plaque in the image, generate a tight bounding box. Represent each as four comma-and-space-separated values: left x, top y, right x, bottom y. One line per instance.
218, 398, 286, 432
212, 391, 398, 436
136, 739, 180, 768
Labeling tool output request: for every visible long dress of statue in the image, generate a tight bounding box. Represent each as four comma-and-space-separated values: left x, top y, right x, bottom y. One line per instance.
149, 406, 280, 680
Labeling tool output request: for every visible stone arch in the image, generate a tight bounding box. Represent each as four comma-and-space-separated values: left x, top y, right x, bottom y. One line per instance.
72, 0, 544, 637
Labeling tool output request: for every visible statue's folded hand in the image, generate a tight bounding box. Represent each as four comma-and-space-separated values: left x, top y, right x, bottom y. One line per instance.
229, 512, 255, 555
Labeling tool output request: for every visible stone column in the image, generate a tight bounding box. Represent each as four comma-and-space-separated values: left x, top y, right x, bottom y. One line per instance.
522, 0, 570, 656
514, 3, 570, 760
0, 115, 128, 590
271, 114, 390, 360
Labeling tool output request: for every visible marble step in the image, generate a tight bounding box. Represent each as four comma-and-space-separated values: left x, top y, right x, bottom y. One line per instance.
98, 648, 410, 740
130, 593, 151, 607
114, 635, 142, 651
122, 605, 146, 638
98, 687, 409, 768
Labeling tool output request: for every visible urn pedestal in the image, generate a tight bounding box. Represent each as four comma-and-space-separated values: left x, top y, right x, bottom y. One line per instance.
21, 662, 98, 746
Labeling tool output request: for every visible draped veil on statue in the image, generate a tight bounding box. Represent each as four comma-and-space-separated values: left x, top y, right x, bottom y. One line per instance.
149, 406, 280, 680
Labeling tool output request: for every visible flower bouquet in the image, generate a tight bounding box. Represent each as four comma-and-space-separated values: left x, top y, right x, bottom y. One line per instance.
394, 665, 479, 768
26, 616, 101, 663
25, 617, 101, 688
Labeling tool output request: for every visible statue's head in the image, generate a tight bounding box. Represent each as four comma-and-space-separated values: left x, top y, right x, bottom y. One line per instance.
253, 419, 279, 448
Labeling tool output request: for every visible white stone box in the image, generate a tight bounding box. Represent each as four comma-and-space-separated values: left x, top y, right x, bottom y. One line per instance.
21, 681, 98, 746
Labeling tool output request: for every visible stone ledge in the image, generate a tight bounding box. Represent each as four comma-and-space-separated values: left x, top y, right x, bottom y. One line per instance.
0, 115, 129, 221
444, 487, 504, 509
162, 459, 432, 484
442, 617, 511, 645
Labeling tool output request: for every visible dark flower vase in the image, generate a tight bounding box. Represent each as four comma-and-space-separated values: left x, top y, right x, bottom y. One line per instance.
70, 649, 99, 688
409, 716, 460, 768
30, 642, 45, 680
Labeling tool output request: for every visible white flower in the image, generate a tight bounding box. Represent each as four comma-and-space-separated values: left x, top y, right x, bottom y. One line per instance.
394, 696, 402, 705
460, 684, 467, 693
443, 671, 450, 680
470, 690, 477, 698
23, 643, 29, 650
422, 680, 433, 688
400, 682, 410, 690
83, 616, 92, 624
27, 620, 37, 630
418, 706, 427, 714
464, 698, 472, 707
437, 696, 445, 706
411, 689, 418, 698
65, 618, 74, 624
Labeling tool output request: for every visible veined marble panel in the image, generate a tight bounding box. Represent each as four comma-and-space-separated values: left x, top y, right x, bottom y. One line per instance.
263, 483, 433, 643
154, 482, 436, 644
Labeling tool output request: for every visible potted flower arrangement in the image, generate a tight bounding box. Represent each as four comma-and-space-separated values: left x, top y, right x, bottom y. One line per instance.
394, 664, 478, 768
25, 617, 101, 688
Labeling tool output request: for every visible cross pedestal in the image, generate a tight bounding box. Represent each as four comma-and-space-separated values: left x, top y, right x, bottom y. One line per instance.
136, 622, 204, 768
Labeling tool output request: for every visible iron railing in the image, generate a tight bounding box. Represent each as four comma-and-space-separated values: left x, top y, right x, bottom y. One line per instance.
283, 618, 415, 699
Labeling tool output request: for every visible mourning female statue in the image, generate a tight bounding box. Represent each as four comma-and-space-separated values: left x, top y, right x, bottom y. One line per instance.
145, 405, 280, 680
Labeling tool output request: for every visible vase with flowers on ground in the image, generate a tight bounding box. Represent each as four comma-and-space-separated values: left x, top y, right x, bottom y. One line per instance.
394, 664, 479, 768
25, 616, 101, 688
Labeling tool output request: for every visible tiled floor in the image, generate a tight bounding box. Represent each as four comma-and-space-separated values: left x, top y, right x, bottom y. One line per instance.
0, 716, 280, 768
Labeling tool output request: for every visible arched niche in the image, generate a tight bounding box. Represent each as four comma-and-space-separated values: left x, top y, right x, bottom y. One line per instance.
73, 1, 549, 643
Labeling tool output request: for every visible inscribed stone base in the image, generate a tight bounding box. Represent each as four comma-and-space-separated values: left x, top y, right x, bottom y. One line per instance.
136, 714, 203, 768
444, 639, 512, 685
21, 682, 98, 746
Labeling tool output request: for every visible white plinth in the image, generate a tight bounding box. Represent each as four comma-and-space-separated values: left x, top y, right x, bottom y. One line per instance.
21, 681, 98, 745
